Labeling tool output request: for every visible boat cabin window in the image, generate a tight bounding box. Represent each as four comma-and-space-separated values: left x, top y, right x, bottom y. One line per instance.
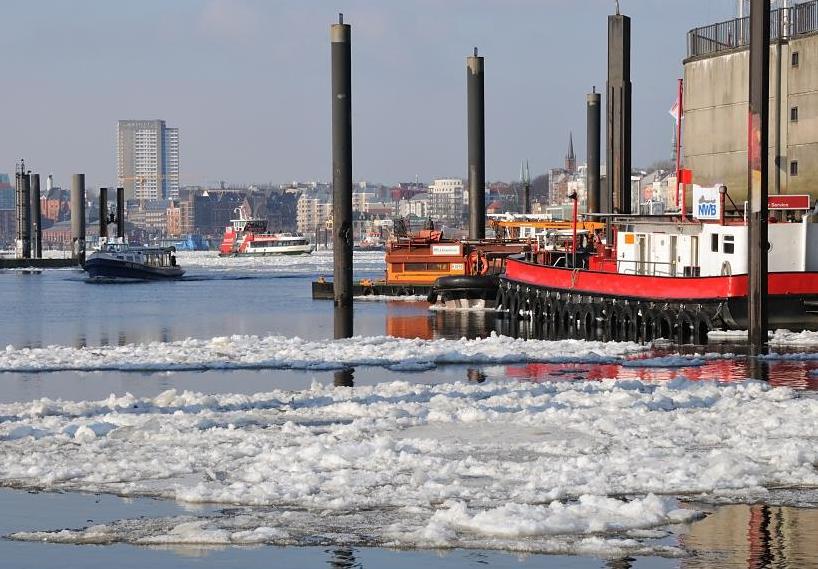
711, 234, 719, 253
723, 235, 735, 254
404, 262, 449, 272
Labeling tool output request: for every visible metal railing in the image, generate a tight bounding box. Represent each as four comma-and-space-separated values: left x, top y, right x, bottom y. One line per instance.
688, 1, 818, 58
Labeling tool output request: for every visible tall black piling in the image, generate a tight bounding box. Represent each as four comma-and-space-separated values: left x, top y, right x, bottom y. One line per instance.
116, 187, 125, 239
606, 9, 632, 214
587, 88, 602, 214
71, 174, 86, 264
21, 172, 31, 259
467, 47, 486, 240
15, 165, 31, 259
30, 173, 41, 258
748, 0, 770, 352
331, 13, 353, 339
99, 187, 108, 239
522, 160, 531, 215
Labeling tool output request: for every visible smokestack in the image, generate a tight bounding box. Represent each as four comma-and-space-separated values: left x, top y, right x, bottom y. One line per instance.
467, 47, 486, 240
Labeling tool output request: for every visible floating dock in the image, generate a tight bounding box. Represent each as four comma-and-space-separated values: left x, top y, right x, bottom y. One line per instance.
312, 279, 432, 300
0, 258, 79, 270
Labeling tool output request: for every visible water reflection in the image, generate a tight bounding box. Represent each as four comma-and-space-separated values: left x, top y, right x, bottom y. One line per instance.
466, 368, 487, 383
681, 504, 818, 568
326, 547, 361, 568
384, 304, 495, 340
605, 557, 635, 569
334, 368, 355, 387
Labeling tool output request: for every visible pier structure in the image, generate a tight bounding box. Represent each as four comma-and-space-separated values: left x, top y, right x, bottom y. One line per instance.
71, 174, 86, 264
586, 88, 602, 214
30, 174, 41, 258
467, 48, 486, 240
606, 8, 632, 214
331, 13, 353, 339
748, 0, 771, 351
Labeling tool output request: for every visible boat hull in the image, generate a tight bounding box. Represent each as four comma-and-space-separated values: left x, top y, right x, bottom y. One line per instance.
218, 247, 313, 257
501, 257, 818, 332
84, 257, 185, 280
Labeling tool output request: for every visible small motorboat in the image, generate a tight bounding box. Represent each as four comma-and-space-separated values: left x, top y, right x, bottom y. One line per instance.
84, 242, 184, 281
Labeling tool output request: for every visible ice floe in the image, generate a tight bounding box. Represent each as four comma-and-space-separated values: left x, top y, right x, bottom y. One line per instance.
0, 333, 645, 373
177, 250, 385, 275
2, 377, 817, 554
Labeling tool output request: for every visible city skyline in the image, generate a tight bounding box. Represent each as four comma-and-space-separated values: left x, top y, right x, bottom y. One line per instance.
2, 1, 739, 188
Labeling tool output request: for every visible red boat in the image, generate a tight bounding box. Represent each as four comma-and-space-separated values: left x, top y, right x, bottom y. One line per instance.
498, 191, 818, 342
218, 208, 313, 257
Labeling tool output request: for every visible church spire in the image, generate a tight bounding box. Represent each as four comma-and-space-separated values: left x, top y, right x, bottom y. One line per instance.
565, 131, 577, 172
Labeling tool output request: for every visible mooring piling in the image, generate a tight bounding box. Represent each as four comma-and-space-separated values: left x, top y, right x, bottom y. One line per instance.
467, 47, 486, 240
606, 10, 632, 214
331, 12, 353, 339
99, 187, 108, 239
30, 173, 41, 258
587, 88, 602, 214
71, 174, 86, 264
116, 187, 125, 239
16, 166, 31, 259
748, 0, 770, 352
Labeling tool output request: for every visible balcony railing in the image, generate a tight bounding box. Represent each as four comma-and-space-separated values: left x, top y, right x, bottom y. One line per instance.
687, 1, 818, 58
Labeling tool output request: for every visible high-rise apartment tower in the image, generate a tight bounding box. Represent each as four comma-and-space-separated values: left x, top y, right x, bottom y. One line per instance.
117, 120, 180, 200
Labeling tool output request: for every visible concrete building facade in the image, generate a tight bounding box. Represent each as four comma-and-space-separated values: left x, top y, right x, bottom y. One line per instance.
684, 2, 818, 203
117, 120, 180, 201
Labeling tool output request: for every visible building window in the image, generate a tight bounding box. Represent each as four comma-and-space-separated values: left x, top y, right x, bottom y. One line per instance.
711, 233, 719, 252
791, 160, 799, 176
792, 51, 800, 67
791, 106, 799, 122
723, 235, 735, 255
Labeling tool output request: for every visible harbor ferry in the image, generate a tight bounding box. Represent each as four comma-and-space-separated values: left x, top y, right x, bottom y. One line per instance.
84, 241, 184, 280
497, 188, 818, 343
219, 209, 313, 257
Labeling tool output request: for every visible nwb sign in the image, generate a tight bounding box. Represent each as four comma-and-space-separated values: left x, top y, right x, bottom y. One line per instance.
692, 186, 721, 220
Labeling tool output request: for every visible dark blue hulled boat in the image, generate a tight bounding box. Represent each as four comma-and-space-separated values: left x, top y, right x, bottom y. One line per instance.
84, 242, 184, 281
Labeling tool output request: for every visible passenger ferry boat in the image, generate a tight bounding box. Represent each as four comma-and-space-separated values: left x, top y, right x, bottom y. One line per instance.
498, 188, 818, 342
84, 242, 184, 280
219, 209, 313, 257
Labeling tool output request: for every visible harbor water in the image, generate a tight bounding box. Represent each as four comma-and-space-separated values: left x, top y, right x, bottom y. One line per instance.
2, 251, 818, 568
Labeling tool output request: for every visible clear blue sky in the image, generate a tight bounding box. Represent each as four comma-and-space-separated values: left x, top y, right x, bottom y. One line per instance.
1, 0, 739, 188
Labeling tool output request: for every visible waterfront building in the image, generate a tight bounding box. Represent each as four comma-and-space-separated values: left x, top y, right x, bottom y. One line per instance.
397, 192, 429, 219
117, 119, 180, 201
296, 192, 333, 234
685, 1, 818, 200
427, 178, 465, 227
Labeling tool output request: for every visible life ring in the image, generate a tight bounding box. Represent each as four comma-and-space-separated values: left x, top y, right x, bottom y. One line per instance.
468, 249, 489, 275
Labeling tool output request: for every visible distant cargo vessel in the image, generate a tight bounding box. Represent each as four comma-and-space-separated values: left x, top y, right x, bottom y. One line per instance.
219, 209, 313, 257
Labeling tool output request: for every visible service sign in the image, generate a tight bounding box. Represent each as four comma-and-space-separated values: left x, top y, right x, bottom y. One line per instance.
769, 195, 811, 210
692, 185, 722, 220
431, 244, 461, 256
